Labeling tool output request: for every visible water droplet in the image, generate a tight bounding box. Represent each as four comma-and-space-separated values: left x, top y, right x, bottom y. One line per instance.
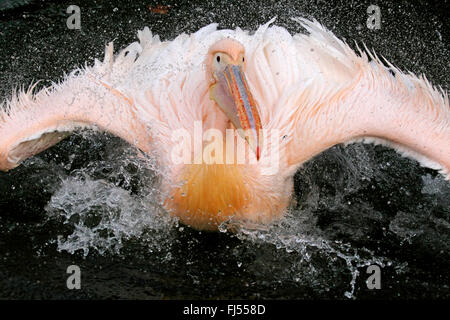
218, 223, 227, 233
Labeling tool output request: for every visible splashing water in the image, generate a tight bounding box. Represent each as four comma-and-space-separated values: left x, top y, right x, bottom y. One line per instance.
36, 138, 449, 299
220, 194, 391, 298
45, 174, 176, 256
40, 131, 177, 256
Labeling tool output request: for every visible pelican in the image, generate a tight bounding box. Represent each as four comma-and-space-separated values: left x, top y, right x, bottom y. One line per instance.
0, 18, 448, 231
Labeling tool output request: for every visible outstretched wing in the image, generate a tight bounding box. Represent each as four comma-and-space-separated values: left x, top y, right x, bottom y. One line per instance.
0, 42, 153, 171
252, 18, 450, 179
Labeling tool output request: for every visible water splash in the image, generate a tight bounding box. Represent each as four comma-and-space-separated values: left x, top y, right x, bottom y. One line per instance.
39, 141, 448, 298
222, 208, 389, 299
43, 134, 177, 256
45, 174, 176, 256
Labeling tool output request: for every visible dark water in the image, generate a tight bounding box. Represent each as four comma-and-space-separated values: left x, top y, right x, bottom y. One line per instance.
0, 0, 449, 299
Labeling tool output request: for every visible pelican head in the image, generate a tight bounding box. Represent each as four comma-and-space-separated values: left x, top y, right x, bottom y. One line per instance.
206, 39, 262, 160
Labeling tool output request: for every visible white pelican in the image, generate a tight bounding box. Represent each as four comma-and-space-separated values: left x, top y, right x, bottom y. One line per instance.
0, 18, 448, 230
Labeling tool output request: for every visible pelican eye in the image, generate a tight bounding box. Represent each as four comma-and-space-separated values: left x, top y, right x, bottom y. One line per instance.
216, 56, 220, 62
